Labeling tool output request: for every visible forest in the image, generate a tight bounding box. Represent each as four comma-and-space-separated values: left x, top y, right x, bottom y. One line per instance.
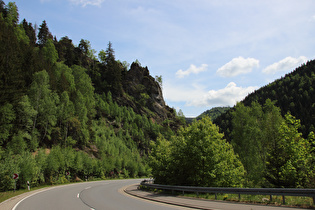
151, 102, 315, 188
0, 1, 181, 191
214, 60, 315, 141
196, 107, 230, 121
0, 1, 314, 192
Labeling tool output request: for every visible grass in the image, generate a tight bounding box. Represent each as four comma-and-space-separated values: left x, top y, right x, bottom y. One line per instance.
182, 193, 314, 208
0, 178, 93, 203
0, 184, 53, 203
139, 186, 315, 209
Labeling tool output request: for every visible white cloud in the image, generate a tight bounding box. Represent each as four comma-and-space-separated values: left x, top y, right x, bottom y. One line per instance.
164, 82, 204, 103
176, 64, 208, 78
216, 56, 259, 77
262, 56, 308, 74
164, 81, 258, 108
68, 0, 104, 7
189, 82, 258, 107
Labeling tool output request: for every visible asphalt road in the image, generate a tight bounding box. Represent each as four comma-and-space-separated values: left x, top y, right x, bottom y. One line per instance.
12, 179, 186, 210
7, 179, 310, 210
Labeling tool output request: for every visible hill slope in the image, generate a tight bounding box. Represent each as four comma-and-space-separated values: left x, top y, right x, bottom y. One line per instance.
214, 59, 315, 139
197, 107, 231, 121
0, 1, 183, 190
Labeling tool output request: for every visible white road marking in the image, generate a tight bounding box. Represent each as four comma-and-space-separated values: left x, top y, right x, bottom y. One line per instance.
12, 186, 64, 210
11, 181, 109, 210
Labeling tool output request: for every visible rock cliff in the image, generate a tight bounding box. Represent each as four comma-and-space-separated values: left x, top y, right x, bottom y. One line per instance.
120, 62, 176, 123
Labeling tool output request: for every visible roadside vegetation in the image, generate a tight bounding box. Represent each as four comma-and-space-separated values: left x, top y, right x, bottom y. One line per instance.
150, 101, 315, 188
1, 2, 315, 205
183, 192, 314, 208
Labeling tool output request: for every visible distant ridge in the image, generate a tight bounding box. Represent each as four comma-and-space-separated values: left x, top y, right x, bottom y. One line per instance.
185, 107, 230, 124
197, 107, 231, 121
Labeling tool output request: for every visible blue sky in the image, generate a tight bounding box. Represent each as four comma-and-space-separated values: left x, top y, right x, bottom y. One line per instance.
7, 0, 315, 117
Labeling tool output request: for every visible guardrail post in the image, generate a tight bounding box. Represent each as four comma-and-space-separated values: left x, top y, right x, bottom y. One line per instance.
215, 193, 217, 200
282, 195, 285, 205
182, 191, 185, 195
313, 196, 314, 205
239, 194, 241, 201
270, 195, 272, 202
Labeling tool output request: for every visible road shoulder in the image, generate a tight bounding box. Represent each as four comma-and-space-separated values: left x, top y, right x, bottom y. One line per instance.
123, 184, 307, 210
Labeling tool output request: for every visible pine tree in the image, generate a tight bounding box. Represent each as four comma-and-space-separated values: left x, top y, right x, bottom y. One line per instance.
37, 20, 53, 46
105, 41, 115, 64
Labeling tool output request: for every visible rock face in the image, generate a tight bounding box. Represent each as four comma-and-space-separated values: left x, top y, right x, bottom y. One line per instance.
121, 62, 173, 122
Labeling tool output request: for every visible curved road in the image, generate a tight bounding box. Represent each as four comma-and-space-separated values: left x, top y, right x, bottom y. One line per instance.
12, 179, 184, 210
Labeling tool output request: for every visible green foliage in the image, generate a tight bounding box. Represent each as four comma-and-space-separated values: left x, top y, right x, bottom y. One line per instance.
0, 1, 189, 192
231, 100, 314, 188
29, 70, 59, 145
1, 1, 314, 192
214, 62, 315, 187
22, 19, 36, 45
55, 36, 76, 66
19, 152, 41, 188
16, 95, 37, 133
197, 107, 230, 121
15, 24, 30, 44
0, 103, 15, 145
155, 75, 162, 88
84, 39, 97, 60
72, 65, 95, 118
230, 101, 281, 186
58, 91, 74, 145
139, 93, 149, 106
215, 60, 315, 140
149, 135, 172, 184
5, 2, 18, 25
37, 20, 52, 46
42, 39, 58, 64
265, 113, 314, 188
0, 151, 19, 191
7, 131, 27, 154
150, 117, 245, 187
134, 59, 141, 66
98, 49, 106, 64
0, 13, 28, 104
176, 109, 186, 124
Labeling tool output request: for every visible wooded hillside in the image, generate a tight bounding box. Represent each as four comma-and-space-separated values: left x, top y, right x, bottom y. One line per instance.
1, 1, 314, 192
214, 60, 315, 140
197, 107, 230, 121
0, 1, 183, 191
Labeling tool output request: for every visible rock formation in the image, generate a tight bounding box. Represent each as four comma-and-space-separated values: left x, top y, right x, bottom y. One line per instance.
121, 62, 174, 123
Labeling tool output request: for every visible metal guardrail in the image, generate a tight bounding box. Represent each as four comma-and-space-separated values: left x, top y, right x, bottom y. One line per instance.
141, 180, 315, 205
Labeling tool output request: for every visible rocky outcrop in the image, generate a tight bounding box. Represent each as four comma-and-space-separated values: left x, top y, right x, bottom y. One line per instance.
121, 62, 172, 122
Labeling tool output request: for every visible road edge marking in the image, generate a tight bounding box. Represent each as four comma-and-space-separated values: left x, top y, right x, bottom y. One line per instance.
12, 187, 58, 210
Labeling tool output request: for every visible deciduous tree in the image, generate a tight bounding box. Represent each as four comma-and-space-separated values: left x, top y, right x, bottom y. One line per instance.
150, 117, 245, 187
265, 113, 313, 188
